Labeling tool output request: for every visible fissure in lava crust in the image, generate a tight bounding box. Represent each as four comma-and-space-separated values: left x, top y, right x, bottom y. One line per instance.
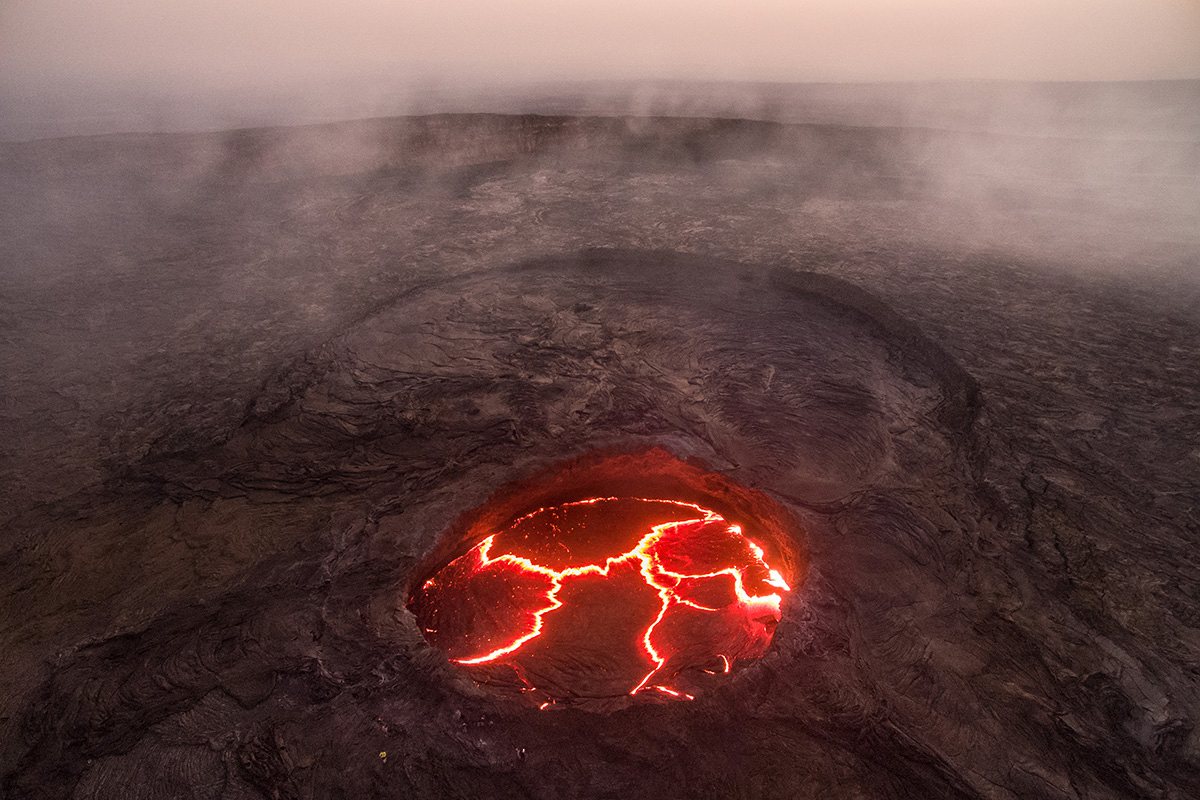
410, 497, 791, 705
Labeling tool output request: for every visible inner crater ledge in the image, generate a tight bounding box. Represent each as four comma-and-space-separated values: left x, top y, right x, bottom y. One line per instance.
408, 496, 795, 707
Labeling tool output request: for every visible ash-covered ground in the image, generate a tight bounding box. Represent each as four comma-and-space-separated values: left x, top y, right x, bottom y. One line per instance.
1, 105, 1199, 799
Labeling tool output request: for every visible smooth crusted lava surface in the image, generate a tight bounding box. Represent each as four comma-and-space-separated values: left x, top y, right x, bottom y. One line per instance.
411, 497, 790, 704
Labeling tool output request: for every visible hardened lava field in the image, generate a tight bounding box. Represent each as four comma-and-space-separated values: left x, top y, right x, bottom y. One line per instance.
2, 106, 1198, 798
409, 497, 791, 706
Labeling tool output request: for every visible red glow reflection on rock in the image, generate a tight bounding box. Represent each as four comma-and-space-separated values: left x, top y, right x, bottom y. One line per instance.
411, 498, 790, 703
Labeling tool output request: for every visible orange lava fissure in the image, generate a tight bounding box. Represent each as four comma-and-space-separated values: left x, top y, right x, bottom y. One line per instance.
412, 497, 791, 704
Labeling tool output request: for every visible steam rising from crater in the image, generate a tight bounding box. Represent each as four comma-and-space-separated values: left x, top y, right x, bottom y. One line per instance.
2, 1, 1199, 138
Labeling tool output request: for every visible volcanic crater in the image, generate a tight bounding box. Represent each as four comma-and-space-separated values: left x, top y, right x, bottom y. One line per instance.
407, 453, 804, 709
1, 112, 1198, 800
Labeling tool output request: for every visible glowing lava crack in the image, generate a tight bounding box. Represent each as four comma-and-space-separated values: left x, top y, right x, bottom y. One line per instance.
410, 498, 791, 704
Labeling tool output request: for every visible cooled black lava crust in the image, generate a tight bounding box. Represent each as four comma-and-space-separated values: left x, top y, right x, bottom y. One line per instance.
5, 249, 969, 794
2, 115, 1198, 800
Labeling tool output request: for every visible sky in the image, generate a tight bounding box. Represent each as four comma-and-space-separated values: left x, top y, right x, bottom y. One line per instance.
2, 0, 1199, 93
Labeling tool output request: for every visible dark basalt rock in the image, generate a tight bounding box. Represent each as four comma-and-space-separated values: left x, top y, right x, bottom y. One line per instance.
1, 114, 1198, 800
0, 248, 1184, 800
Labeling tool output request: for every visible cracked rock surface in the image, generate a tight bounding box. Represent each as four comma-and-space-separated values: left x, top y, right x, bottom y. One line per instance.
1, 115, 1198, 799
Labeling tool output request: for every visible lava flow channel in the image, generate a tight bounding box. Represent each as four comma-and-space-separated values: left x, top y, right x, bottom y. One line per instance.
410, 498, 791, 703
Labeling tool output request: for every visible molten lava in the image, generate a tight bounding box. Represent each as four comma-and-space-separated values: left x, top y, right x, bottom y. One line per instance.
410, 498, 791, 705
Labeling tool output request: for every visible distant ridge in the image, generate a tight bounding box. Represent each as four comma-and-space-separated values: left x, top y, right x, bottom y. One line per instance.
2, 78, 1198, 142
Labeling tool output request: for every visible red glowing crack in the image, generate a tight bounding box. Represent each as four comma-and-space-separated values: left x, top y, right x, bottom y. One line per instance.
416, 498, 790, 701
